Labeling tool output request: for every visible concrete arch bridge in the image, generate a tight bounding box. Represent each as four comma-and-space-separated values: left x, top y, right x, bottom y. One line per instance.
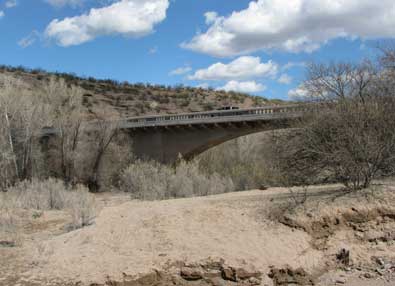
118, 104, 311, 164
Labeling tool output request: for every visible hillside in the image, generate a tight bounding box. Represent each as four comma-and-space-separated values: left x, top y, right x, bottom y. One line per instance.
0, 65, 285, 119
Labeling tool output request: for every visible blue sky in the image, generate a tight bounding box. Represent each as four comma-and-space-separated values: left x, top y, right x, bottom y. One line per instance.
0, 0, 392, 100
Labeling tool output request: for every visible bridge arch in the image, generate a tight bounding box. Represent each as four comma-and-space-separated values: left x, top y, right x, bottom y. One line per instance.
121, 104, 310, 164
129, 117, 297, 164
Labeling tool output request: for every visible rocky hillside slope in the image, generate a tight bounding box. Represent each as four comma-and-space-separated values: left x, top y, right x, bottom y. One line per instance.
0, 65, 285, 119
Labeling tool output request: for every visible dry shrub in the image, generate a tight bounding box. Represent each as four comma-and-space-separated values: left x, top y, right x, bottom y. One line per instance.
6, 178, 68, 210
120, 160, 172, 200
174, 160, 234, 197
120, 160, 234, 200
0, 196, 21, 247
67, 185, 97, 229
198, 134, 283, 190
276, 96, 395, 190
4, 178, 97, 231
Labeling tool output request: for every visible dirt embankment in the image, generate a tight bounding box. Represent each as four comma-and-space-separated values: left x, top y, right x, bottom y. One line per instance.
1, 184, 395, 286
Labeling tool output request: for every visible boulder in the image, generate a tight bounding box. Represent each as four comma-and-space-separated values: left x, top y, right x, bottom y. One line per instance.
235, 267, 262, 280
268, 266, 315, 285
180, 267, 203, 281
221, 266, 237, 282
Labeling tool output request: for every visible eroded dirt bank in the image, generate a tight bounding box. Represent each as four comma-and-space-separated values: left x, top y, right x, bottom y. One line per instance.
1, 184, 395, 286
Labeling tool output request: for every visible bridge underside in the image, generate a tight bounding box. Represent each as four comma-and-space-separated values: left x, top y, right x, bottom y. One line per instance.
128, 118, 294, 164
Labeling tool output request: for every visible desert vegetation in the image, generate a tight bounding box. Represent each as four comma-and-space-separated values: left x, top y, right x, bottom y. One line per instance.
275, 96, 395, 190
0, 75, 126, 192
0, 178, 96, 247
0, 76, 119, 246
273, 51, 395, 190
197, 134, 282, 190
120, 159, 234, 200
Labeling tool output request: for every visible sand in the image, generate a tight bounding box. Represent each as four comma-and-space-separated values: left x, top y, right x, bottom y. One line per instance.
1, 185, 395, 285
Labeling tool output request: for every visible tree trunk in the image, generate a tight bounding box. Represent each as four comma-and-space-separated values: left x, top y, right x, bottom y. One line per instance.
4, 109, 19, 180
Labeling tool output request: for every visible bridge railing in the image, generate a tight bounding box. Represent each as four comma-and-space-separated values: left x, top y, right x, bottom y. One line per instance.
15, 103, 316, 139
120, 104, 313, 128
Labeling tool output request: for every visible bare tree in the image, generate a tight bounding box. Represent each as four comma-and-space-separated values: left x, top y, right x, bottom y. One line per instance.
375, 46, 395, 98
350, 60, 377, 103
0, 75, 51, 189
0, 77, 19, 183
198, 133, 282, 190
86, 117, 118, 192
276, 56, 395, 190
379, 46, 395, 72
304, 61, 377, 103
274, 47, 395, 190
305, 62, 354, 100
42, 77, 85, 185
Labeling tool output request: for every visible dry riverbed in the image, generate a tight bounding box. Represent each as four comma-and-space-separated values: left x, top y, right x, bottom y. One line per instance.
1, 183, 395, 286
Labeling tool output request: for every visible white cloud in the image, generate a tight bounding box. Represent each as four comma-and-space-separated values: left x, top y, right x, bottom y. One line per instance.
189, 56, 278, 81
217, 80, 266, 93
18, 31, 40, 48
1, 0, 17, 17
45, 0, 84, 8
45, 0, 169, 47
278, 74, 292, 84
288, 84, 308, 100
169, 66, 192, 76
182, 0, 395, 57
283, 61, 306, 71
5, 0, 17, 8
204, 11, 218, 25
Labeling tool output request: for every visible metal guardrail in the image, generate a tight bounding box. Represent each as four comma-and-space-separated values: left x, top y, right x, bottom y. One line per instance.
13, 104, 312, 140
119, 104, 310, 129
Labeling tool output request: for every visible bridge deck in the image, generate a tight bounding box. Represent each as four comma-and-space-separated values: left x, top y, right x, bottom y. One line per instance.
120, 104, 309, 129
17, 104, 310, 139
